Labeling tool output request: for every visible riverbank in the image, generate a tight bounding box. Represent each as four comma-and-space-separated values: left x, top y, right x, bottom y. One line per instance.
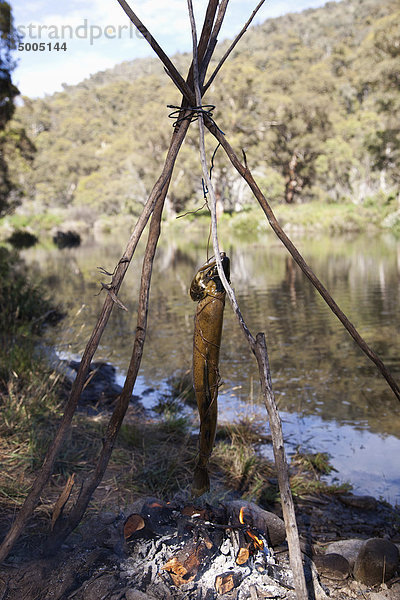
1, 296, 399, 597
1, 195, 400, 248
0, 364, 399, 598
3, 224, 400, 503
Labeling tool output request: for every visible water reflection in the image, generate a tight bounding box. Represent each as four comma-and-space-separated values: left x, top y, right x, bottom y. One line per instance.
22, 229, 400, 503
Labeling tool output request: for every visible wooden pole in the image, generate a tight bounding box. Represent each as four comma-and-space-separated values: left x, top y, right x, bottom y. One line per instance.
254, 334, 309, 600
187, 3, 308, 597
46, 176, 172, 551
43, 0, 225, 551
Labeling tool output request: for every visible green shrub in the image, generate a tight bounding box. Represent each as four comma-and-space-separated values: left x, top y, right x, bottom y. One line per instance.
0, 247, 59, 381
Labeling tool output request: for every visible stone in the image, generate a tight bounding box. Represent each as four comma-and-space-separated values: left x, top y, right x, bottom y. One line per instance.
325, 539, 365, 569
303, 556, 330, 600
353, 538, 399, 586
68, 360, 126, 407
313, 553, 350, 580
339, 494, 377, 511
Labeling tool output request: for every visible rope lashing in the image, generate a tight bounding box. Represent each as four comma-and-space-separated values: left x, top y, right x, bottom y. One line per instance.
167, 104, 224, 135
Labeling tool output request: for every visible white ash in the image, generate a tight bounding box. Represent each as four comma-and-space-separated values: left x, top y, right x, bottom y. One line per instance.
119, 528, 296, 599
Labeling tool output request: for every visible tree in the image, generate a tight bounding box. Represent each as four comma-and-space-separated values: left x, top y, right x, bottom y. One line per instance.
364, 12, 400, 187
0, 1, 23, 216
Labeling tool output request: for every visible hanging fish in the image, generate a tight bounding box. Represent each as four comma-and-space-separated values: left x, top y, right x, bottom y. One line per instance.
190, 252, 230, 496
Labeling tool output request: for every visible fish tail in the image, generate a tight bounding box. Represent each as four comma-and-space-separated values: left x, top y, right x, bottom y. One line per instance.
191, 465, 210, 497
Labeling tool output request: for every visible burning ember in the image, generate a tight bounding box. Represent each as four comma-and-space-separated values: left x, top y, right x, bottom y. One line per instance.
119, 497, 295, 599
238, 506, 267, 555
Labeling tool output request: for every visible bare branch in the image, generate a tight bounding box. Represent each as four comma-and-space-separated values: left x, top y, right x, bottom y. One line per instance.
253, 333, 308, 600
204, 0, 267, 93
187, 0, 220, 91
46, 176, 171, 551
199, 0, 230, 86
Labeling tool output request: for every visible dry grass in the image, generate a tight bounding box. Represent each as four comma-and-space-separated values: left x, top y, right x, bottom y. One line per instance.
289, 448, 351, 499
213, 418, 276, 503
0, 370, 65, 506
211, 418, 351, 507
112, 416, 196, 499
0, 372, 197, 519
0, 366, 350, 534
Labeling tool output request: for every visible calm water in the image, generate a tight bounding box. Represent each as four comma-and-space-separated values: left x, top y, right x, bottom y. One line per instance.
22, 225, 400, 504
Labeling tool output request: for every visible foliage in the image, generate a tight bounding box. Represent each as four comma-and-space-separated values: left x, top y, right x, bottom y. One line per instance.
0, 1, 19, 128
0, 1, 33, 216
0, 245, 65, 507
0, 368, 65, 503
6, 229, 37, 248
291, 449, 335, 476
0, 247, 58, 381
9, 0, 400, 223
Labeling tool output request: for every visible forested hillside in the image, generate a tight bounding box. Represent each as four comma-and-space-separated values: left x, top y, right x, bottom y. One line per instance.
9, 0, 400, 227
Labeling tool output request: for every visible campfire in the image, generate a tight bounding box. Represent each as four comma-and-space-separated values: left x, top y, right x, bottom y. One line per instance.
121, 497, 295, 598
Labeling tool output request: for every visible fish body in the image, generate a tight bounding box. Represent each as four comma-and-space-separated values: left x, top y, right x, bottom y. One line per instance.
190, 253, 230, 496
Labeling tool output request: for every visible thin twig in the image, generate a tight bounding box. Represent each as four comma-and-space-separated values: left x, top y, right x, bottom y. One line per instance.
187, 4, 308, 599
204, 0, 267, 93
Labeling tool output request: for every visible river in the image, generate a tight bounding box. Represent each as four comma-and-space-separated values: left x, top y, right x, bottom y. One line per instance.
22, 223, 400, 505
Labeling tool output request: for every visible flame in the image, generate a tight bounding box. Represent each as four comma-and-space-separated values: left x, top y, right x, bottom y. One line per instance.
238, 506, 264, 551
247, 530, 264, 551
